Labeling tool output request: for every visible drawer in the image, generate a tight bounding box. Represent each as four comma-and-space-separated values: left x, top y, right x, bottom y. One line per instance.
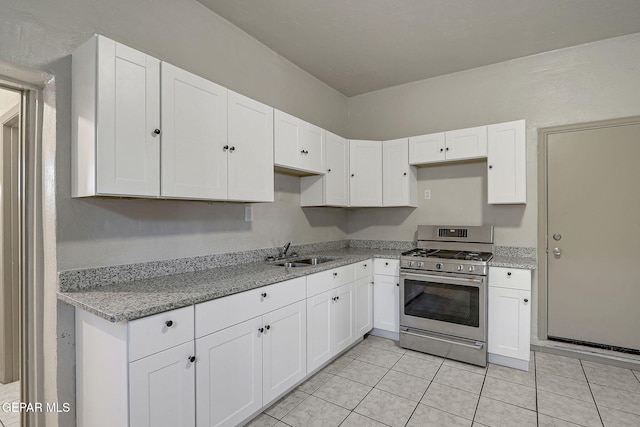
307, 264, 355, 297
128, 305, 194, 361
489, 266, 531, 291
374, 258, 399, 276
195, 276, 306, 338
355, 259, 373, 280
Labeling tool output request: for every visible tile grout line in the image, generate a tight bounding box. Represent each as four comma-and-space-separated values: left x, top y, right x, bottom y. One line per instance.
401, 355, 445, 426
470, 362, 488, 425
580, 358, 606, 427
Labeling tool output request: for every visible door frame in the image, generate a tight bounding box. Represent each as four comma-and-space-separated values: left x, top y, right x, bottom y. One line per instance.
1, 103, 21, 384
537, 115, 640, 341
1, 58, 57, 427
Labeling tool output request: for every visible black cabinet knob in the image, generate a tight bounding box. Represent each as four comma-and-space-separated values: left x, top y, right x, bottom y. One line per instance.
229, 146, 235, 152
489, 165, 493, 170
439, 148, 443, 152
153, 129, 161, 135
507, 272, 512, 276
223, 145, 229, 150
403, 172, 407, 176
385, 262, 389, 266
258, 327, 264, 333
351, 174, 354, 177
327, 169, 332, 172
396, 283, 399, 287
333, 272, 338, 277
445, 147, 449, 151
265, 325, 270, 330
188, 356, 196, 363
524, 298, 529, 303
165, 320, 173, 327
261, 292, 267, 298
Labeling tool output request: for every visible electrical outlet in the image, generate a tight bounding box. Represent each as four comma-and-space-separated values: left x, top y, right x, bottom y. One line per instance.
424, 189, 431, 200
244, 205, 253, 222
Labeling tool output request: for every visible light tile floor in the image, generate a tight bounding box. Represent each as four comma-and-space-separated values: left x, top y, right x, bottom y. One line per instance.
0, 381, 20, 427
248, 335, 640, 427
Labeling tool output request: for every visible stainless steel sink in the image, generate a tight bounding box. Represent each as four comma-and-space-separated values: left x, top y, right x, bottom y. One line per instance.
274, 257, 337, 267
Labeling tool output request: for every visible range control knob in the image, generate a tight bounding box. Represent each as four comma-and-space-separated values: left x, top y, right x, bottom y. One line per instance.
436, 263, 443, 270
418, 261, 425, 268
407, 261, 414, 267
457, 265, 463, 271
468, 265, 475, 272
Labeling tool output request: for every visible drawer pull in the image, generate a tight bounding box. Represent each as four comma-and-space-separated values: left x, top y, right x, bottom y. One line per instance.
333, 272, 338, 277
507, 272, 512, 277
165, 320, 173, 327
188, 356, 196, 363
524, 298, 529, 303
258, 327, 264, 333
385, 262, 389, 266
265, 324, 271, 330
261, 292, 267, 298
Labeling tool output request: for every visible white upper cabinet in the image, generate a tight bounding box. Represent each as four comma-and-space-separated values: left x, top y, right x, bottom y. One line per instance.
382, 138, 417, 207
445, 125, 488, 161
300, 131, 349, 207
227, 91, 274, 202
274, 109, 324, 175
487, 120, 526, 204
409, 126, 487, 165
408, 132, 446, 165
161, 62, 228, 200
72, 35, 161, 197
72, 35, 274, 203
349, 140, 382, 207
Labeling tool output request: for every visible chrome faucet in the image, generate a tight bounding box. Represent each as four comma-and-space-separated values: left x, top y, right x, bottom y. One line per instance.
280, 241, 292, 258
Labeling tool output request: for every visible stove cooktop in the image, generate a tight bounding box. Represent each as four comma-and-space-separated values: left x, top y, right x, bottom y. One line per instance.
401, 248, 493, 262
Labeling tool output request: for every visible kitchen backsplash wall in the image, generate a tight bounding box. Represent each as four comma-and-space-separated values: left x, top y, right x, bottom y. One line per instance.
57, 173, 348, 270
347, 32, 640, 248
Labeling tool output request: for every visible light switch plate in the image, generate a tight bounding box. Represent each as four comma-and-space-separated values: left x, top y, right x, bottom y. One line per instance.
244, 205, 253, 222
424, 189, 431, 200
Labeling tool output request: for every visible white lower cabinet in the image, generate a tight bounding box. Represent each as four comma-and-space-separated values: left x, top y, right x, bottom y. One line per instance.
373, 274, 399, 333
372, 259, 400, 336
129, 342, 196, 427
354, 276, 373, 337
488, 266, 532, 371
306, 283, 354, 373
196, 300, 307, 427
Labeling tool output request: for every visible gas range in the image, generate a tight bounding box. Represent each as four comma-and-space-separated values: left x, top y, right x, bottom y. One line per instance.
400, 226, 494, 276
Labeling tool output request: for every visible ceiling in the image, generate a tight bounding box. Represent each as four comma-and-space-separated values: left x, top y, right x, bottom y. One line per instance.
198, 0, 640, 96
197, 0, 640, 97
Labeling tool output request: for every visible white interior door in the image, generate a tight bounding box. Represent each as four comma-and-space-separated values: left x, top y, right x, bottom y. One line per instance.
547, 121, 640, 351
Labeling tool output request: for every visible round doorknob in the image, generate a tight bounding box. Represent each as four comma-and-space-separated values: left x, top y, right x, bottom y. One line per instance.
165, 320, 173, 327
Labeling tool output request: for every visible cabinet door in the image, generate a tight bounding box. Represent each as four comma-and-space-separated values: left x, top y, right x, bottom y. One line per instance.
262, 301, 307, 404
274, 109, 302, 169
129, 341, 195, 427
354, 277, 373, 338
445, 125, 487, 161
301, 122, 324, 174
349, 140, 382, 207
196, 317, 263, 427
227, 91, 274, 202
96, 36, 160, 196
332, 283, 355, 355
161, 62, 228, 199
324, 131, 349, 206
306, 291, 332, 373
487, 120, 526, 204
373, 275, 399, 333
408, 132, 445, 165
383, 138, 416, 206
488, 287, 531, 361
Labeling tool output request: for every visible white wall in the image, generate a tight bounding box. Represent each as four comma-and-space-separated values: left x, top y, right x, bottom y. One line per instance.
347, 32, 640, 248
0, 0, 349, 271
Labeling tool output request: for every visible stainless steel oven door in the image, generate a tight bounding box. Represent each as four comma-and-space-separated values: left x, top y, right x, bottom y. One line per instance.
399, 271, 486, 342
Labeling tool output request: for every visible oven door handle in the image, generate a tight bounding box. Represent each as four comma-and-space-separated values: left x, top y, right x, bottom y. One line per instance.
400, 329, 485, 350
399, 271, 484, 285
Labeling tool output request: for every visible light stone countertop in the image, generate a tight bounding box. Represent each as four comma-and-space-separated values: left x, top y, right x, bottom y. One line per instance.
58, 248, 402, 323
489, 255, 537, 270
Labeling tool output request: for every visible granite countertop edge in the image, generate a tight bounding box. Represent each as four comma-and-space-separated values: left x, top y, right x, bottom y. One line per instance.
57, 249, 402, 323
489, 255, 537, 270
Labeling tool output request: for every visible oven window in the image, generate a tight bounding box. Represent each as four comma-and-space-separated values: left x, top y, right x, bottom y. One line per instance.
404, 279, 479, 327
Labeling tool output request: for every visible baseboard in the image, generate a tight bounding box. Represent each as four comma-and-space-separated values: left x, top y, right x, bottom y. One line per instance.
488, 353, 529, 371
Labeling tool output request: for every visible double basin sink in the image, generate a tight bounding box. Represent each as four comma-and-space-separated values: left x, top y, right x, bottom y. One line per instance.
273, 256, 337, 268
